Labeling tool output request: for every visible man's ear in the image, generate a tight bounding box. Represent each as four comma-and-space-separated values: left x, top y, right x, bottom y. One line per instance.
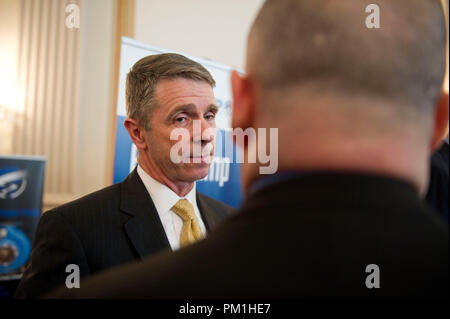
124, 118, 148, 150
430, 91, 449, 152
231, 70, 255, 131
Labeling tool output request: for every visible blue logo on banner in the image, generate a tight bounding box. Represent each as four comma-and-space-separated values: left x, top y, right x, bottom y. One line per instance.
0, 157, 45, 283
0, 225, 31, 274
0, 167, 28, 200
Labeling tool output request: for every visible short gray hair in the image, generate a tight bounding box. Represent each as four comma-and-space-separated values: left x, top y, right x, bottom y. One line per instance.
126, 53, 216, 129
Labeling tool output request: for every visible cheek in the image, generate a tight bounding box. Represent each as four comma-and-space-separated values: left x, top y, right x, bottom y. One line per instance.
165, 130, 190, 159
147, 131, 169, 156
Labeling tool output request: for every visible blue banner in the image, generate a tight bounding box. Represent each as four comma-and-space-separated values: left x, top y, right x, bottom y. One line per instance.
0, 156, 46, 282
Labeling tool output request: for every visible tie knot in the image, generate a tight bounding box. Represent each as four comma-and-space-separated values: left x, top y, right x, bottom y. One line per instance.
171, 199, 196, 222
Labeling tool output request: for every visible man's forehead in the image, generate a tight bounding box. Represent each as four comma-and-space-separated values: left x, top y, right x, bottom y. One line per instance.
155, 78, 215, 99
153, 78, 216, 114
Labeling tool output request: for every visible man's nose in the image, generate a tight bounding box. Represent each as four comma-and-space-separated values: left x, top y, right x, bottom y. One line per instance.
202, 125, 215, 143
192, 119, 215, 143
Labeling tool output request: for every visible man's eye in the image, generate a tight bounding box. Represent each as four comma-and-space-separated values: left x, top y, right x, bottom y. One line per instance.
175, 117, 187, 123
205, 114, 215, 120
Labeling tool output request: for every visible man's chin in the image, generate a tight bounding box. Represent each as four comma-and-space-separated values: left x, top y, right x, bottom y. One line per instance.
179, 163, 211, 182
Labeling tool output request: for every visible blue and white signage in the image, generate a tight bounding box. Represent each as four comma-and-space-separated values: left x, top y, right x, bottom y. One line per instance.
0, 155, 46, 278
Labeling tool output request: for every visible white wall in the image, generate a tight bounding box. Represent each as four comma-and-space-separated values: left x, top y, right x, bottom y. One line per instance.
75, 0, 117, 197
134, 0, 264, 70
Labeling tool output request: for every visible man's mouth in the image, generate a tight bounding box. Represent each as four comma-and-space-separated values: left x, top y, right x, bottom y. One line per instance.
186, 153, 213, 163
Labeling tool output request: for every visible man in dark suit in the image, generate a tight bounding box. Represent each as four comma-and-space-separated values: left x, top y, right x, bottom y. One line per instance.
15, 54, 233, 298
52, 0, 448, 298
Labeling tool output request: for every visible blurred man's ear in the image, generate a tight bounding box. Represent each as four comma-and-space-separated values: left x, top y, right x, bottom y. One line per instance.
124, 118, 148, 150
431, 91, 449, 151
231, 70, 254, 132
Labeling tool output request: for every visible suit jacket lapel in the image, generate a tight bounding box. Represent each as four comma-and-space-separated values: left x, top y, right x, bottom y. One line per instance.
197, 193, 221, 232
120, 168, 170, 258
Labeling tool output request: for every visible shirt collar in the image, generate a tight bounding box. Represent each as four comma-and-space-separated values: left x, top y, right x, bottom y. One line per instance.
137, 165, 197, 214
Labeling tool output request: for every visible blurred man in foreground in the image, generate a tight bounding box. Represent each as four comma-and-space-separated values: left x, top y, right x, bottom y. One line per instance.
52, 0, 448, 298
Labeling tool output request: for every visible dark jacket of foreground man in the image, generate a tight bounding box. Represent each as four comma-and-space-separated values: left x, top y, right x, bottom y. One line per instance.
426, 142, 449, 222
50, 173, 449, 298
15, 169, 233, 298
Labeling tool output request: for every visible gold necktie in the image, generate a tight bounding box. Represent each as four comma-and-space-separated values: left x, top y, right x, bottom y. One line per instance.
171, 199, 204, 247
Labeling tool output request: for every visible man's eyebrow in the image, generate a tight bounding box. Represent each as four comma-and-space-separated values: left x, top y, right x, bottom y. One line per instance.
167, 104, 219, 119
167, 104, 196, 119
207, 104, 219, 114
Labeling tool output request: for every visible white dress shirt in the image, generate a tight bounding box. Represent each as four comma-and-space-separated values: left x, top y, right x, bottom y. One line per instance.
137, 165, 207, 251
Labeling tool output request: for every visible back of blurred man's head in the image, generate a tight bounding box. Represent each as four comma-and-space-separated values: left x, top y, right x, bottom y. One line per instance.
248, 0, 445, 117
233, 0, 448, 194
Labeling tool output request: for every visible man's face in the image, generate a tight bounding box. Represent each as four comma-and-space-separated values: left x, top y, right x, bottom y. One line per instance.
144, 78, 217, 183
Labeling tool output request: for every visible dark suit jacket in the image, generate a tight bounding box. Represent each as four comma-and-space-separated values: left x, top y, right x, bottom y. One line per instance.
426, 142, 449, 222
51, 173, 448, 298
14, 168, 233, 298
